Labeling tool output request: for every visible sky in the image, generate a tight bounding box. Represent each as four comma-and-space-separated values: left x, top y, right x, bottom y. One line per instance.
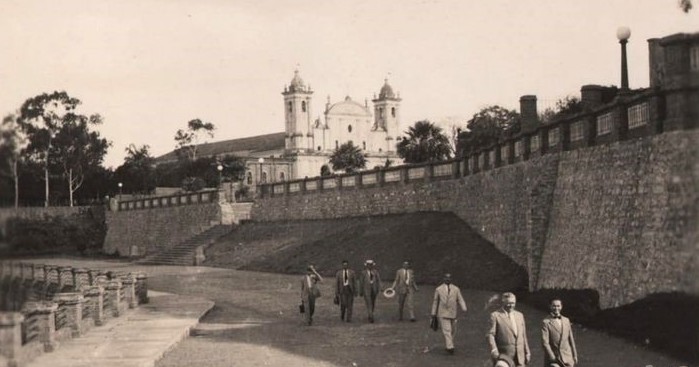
1, 0, 697, 168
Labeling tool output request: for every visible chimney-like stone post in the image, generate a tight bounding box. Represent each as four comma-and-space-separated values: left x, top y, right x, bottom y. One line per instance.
520, 95, 539, 133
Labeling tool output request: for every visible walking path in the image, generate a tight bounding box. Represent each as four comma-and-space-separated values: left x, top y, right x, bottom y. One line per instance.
26, 290, 213, 367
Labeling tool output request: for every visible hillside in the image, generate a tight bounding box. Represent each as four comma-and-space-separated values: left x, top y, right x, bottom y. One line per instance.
204, 212, 528, 291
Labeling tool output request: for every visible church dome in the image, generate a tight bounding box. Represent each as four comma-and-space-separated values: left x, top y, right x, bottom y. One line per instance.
288, 69, 308, 92
326, 96, 371, 116
378, 79, 396, 99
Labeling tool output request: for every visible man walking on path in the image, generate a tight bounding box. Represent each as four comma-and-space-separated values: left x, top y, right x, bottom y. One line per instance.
301, 264, 323, 326
542, 298, 578, 367
431, 273, 467, 354
487, 292, 531, 366
358, 259, 381, 323
335, 260, 357, 322
391, 260, 418, 321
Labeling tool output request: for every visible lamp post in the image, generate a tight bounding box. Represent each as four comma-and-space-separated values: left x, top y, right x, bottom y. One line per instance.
617, 26, 631, 91
118, 182, 123, 202
217, 164, 223, 188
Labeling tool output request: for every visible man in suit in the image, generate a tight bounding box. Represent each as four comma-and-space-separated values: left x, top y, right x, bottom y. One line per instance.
430, 273, 467, 354
391, 260, 418, 321
487, 292, 531, 366
300, 264, 323, 326
358, 259, 381, 323
335, 260, 357, 322
541, 299, 578, 367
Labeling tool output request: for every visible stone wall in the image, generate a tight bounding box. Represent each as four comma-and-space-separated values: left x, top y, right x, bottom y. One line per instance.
538, 130, 699, 308
0, 206, 93, 239
251, 130, 699, 308
103, 203, 222, 256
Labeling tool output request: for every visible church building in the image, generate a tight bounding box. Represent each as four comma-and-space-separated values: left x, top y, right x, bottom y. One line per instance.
156, 70, 404, 189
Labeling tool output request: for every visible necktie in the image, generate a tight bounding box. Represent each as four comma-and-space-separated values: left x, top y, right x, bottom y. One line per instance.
447, 284, 450, 295
344, 270, 348, 285
369, 271, 374, 282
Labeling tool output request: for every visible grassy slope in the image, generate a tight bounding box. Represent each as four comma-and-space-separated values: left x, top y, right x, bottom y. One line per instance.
204, 212, 528, 291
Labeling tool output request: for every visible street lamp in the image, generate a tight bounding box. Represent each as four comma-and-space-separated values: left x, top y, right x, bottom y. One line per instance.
118, 182, 123, 201
217, 164, 223, 189
257, 157, 265, 184
617, 26, 631, 91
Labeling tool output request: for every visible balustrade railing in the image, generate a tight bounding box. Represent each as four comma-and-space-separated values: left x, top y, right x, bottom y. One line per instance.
117, 190, 219, 212
258, 89, 677, 199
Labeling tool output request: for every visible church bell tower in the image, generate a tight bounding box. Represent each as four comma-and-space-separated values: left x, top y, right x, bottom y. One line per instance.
282, 69, 314, 152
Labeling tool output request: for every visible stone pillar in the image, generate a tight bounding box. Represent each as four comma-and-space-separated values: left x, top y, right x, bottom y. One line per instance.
45, 266, 59, 287
84, 286, 104, 326
33, 264, 45, 282
135, 272, 149, 304
105, 280, 124, 317
54, 293, 84, 337
57, 266, 74, 291
0, 312, 24, 367
193, 247, 205, 266
121, 274, 138, 309
88, 269, 103, 286
72, 268, 90, 292
22, 263, 34, 281
520, 95, 539, 133
22, 301, 58, 352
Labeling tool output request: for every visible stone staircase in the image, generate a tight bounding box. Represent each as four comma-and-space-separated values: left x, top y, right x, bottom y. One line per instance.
135, 224, 232, 266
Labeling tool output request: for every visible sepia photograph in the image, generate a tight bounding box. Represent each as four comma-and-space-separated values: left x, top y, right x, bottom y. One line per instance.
0, 1, 698, 366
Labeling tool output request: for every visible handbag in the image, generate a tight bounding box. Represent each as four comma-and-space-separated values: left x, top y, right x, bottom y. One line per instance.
430, 315, 439, 331
299, 302, 305, 314
333, 294, 340, 305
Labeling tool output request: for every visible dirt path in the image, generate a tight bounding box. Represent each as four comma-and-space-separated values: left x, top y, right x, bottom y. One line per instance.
149, 267, 689, 367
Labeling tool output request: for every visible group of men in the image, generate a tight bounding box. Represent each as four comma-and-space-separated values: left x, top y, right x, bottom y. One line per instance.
300, 260, 578, 367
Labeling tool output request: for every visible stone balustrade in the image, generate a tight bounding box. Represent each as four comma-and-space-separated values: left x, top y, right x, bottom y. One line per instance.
0, 261, 149, 367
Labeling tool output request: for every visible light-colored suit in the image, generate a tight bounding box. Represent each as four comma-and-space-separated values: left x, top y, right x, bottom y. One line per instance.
391, 268, 418, 320
487, 309, 530, 366
431, 283, 467, 349
542, 315, 577, 367
335, 268, 357, 322
358, 268, 381, 321
300, 274, 321, 325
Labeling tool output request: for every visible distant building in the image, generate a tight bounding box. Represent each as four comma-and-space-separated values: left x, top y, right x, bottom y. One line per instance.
155, 70, 403, 189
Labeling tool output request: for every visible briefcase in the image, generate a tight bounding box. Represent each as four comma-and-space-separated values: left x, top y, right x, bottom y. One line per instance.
430, 316, 439, 331
333, 295, 340, 305
299, 303, 305, 314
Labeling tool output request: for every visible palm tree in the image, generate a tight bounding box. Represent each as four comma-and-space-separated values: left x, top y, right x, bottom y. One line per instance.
397, 120, 452, 163
329, 142, 366, 173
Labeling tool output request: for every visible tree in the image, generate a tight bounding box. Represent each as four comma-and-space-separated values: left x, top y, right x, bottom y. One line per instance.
397, 120, 452, 163
114, 144, 156, 195
174, 119, 215, 161
51, 113, 110, 206
456, 105, 521, 157
539, 96, 584, 124
18, 91, 81, 207
329, 142, 366, 173
0, 114, 28, 208
680, 0, 692, 12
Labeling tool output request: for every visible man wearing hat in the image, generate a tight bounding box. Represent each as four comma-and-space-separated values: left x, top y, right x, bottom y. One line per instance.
487, 292, 530, 366
431, 273, 467, 354
391, 260, 418, 321
542, 298, 578, 367
300, 264, 323, 326
335, 260, 357, 322
358, 259, 381, 323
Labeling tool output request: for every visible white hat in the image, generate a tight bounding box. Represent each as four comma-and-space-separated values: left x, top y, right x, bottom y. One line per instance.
365, 259, 375, 265
383, 288, 395, 299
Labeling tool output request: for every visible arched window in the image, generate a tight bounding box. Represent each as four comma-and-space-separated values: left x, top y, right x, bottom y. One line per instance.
280, 172, 285, 181
288, 101, 293, 113
335, 140, 339, 149
261, 172, 268, 183
348, 124, 352, 133
302, 101, 306, 112
246, 171, 252, 185
391, 107, 396, 117
379, 107, 384, 118
362, 141, 366, 150
317, 146, 322, 151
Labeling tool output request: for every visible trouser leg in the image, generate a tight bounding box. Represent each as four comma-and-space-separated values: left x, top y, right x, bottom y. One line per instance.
405, 291, 415, 319
345, 290, 354, 321
398, 293, 406, 320
364, 295, 373, 318
439, 317, 455, 349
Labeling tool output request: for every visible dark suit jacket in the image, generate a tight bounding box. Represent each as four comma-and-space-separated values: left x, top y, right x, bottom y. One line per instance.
335, 268, 357, 295
358, 269, 381, 297
391, 268, 418, 295
542, 315, 577, 366
487, 309, 530, 366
